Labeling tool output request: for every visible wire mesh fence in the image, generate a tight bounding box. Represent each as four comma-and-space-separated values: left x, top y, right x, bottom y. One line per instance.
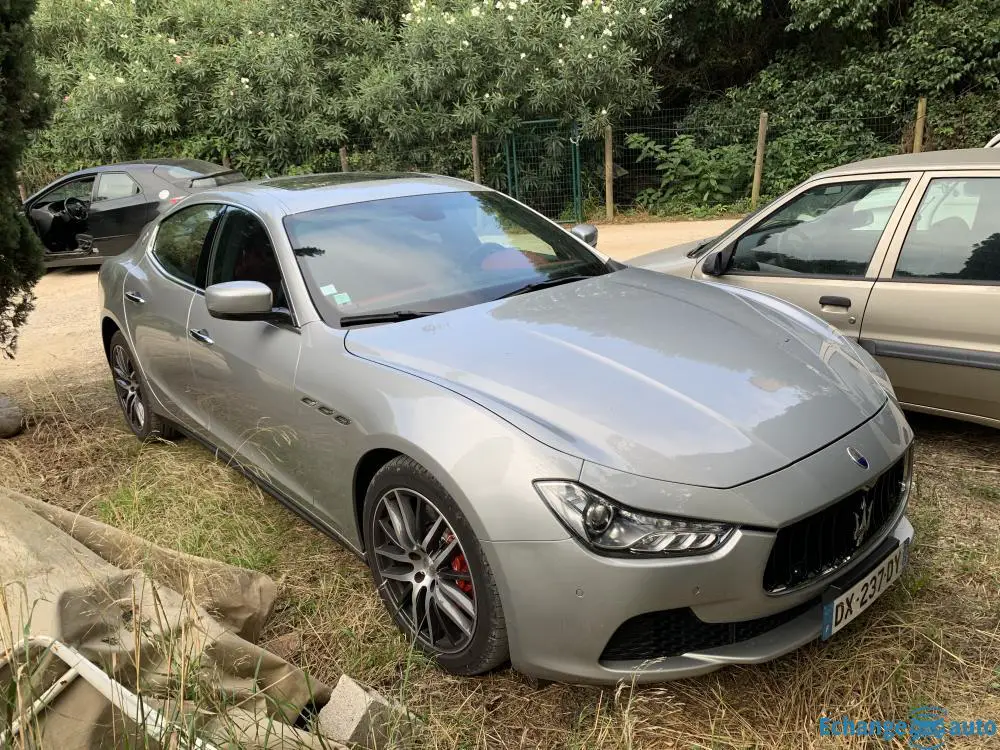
116, 96, 989, 227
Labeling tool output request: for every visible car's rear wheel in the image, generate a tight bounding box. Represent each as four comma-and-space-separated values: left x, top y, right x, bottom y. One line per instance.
363, 456, 509, 675
108, 331, 179, 442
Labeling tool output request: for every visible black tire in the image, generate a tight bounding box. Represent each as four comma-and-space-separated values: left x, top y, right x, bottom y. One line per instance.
107, 331, 180, 442
363, 455, 509, 675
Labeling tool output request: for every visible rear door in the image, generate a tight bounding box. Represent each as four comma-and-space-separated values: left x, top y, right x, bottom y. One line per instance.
89, 171, 157, 257
692, 173, 920, 339
860, 171, 1000, 424
123, 203, 224, 432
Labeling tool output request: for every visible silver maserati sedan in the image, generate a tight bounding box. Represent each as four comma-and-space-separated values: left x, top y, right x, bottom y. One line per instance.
98, 173, 915, 684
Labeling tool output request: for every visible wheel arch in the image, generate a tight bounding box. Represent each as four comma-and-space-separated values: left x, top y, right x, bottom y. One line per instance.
101, 316, 121, 361
352, 448, 403, 552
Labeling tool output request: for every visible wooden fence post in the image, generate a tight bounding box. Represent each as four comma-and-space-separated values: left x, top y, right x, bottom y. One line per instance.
913, 97, 927, 153
604, 125, 614, 222
750, 111, 768, 210
339, 146, 349, 172
16, 172, 26, 202
471, 134, 482, 184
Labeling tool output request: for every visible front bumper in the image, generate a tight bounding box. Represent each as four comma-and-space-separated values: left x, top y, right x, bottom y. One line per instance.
487, 515, 913, 684
482, 400, 915, 684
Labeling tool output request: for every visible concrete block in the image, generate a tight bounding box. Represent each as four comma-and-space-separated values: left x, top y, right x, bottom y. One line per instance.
316, 675, 419, 749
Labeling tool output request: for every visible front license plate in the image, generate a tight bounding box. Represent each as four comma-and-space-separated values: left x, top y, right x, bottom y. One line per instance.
821, 541, 908, 640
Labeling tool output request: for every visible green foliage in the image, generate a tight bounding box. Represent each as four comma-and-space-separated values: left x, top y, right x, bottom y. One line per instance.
1, 0, 49, 358
626, 133, 752, 212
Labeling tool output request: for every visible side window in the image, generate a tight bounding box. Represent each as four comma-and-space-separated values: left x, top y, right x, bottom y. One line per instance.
152, 204, 222, 286
894, 177, 1000, 282
94, 172, 141, 202
38, 177, 95, 206
731, 179, 908, 277
209, 208, 287, 307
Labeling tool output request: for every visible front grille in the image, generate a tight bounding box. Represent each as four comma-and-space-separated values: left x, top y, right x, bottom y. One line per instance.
600, 598, 817, 663
763, 455, 908, 593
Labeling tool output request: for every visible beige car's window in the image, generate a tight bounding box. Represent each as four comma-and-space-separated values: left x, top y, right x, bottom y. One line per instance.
894, 177, 1000, 282
731, 179, 907, 277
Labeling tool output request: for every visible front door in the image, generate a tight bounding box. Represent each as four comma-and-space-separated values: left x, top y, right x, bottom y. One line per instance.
89, 172, 157, 258
861, 172, 1000, 424
123, 202, 224, 432
185, 206, 307, 499
692, 175, 919, 340
26, 175, 95, 254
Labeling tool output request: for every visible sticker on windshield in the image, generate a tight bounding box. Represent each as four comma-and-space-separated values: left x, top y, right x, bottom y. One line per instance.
320, 283, 338, 296
332, 292, 352, 305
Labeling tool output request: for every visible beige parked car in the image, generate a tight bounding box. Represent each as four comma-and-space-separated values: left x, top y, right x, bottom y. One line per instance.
634, 148, 1000, 429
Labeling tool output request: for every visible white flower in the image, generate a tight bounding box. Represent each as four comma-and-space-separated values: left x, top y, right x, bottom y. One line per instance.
508, 1, 517, 8
506, 14, 512, 20
240, 76, 249, 83
403, 11, 412, 19
602, 27, 612, 36
557, 58, 563, 64
638, 6, 646, 14
558, 42, 563, 48
519, 52, 526, 58
667, 12, 673, 18
563, 16, 571, 27
167, 37, 176, 44
587, 52, 593, 58
258, 30, 264, 35
602, 43, 607, 49
579, 33, 585, 39
114, 76, 124, 83
243, 83, 249, 89
471, 6, 480, 16
601, 4, 610, 12
613, 8, 619, 13
229, 90, 234, 96
601, 108, 607, 115
461, 39, 470, 46
447, 15, 455, 23
581, 0, 592, 6
119, 33, 127, 39
484, 92, 490, 98
87, 73, 96, 80
495, 1, 502, 7
269, 32, 274, 37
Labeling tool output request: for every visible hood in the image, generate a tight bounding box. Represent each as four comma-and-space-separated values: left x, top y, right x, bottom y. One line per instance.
344, 268, 887, 488
629, 238, 712, 276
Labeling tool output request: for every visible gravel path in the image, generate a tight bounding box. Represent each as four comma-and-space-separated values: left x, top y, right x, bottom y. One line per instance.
0, 218, 736, 390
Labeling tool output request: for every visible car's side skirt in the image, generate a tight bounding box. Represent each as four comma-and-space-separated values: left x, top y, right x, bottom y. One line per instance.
169, 419, 367, 560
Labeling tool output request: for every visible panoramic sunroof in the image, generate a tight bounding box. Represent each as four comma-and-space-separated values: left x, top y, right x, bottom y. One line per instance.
260, 172, 432, 190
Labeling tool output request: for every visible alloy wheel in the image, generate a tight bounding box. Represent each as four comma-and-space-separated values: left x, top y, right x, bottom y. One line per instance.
371, 488, 477, 653
111, 343, 146, 433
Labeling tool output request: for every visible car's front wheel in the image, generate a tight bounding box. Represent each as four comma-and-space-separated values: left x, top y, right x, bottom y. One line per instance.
108, 331, 178, 442
363, 456, 509, 675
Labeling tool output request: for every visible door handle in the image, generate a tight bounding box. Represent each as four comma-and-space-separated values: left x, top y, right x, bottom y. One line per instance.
188, 328, 214, 346
819, 295, 852, 309
124, 290, 145, 305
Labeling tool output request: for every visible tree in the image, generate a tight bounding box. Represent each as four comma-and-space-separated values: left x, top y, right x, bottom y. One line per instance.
0, 0, 48, 359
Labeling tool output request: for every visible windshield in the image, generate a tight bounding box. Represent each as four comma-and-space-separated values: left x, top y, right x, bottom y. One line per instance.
284, 190, 611, 325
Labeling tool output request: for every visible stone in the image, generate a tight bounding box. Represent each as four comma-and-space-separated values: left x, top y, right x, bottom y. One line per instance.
316, 675, 419, 749
0, 395, 24, 438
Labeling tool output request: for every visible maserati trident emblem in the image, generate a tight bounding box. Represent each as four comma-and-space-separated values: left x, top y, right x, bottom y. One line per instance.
853, 496, 873, 548
847, 446, 870, 469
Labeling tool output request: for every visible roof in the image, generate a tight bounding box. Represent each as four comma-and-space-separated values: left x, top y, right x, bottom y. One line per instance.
815, 148, 1000, 178
190, 172, 484, 216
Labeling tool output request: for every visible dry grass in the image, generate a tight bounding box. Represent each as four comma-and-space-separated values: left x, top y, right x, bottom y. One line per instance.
2, 374, 999, 748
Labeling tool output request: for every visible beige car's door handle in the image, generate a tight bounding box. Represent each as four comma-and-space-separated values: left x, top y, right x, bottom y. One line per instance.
819, 295, 851, 309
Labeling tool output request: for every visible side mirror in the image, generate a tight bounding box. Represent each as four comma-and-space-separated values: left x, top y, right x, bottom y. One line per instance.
205, 281, 276, 321
701, 248, 734, 276
570, 223, 599, 247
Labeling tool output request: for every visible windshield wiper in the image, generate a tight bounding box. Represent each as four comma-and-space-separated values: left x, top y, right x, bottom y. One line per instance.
497, 274, 593, 300
338, 310, 440, 327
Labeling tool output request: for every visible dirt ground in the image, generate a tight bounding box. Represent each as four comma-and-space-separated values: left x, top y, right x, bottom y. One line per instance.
0, 218, 736, 388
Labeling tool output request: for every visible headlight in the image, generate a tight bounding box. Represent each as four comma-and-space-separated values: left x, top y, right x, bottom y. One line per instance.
534, 481, 734, 557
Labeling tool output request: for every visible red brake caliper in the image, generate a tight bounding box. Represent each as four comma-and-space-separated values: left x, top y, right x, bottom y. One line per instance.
444, 532, 474, 595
